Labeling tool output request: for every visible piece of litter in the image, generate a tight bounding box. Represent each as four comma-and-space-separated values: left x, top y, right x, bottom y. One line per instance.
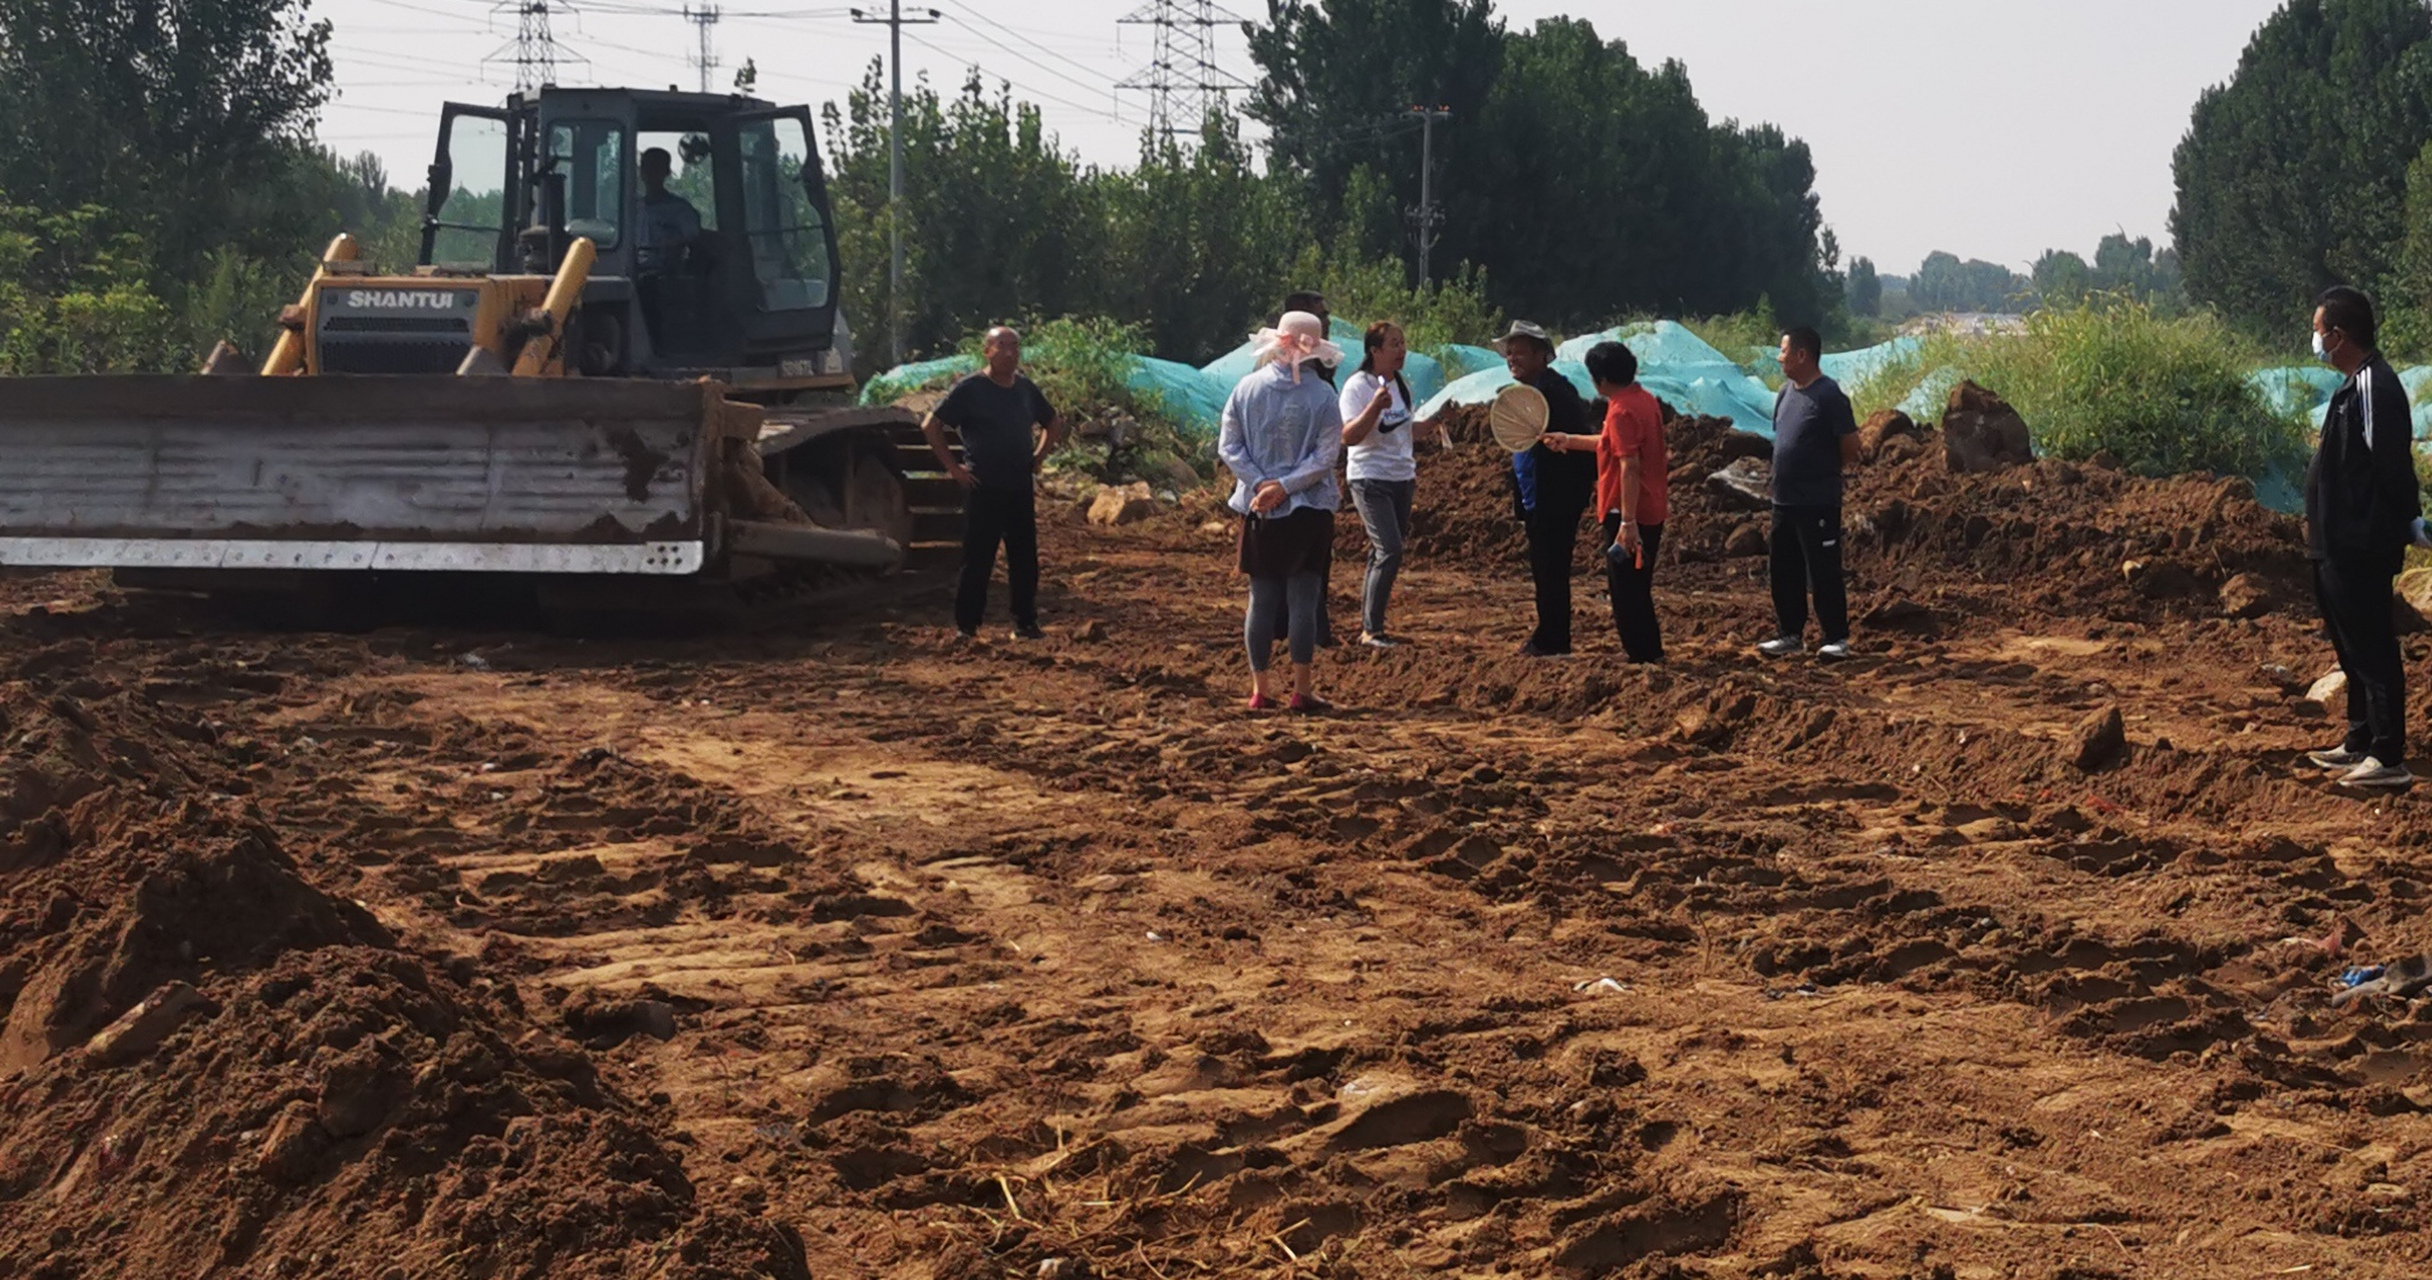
2340, 966, 2386, 990
1144, 931, 1165, 942
1573, 977, 1629, 994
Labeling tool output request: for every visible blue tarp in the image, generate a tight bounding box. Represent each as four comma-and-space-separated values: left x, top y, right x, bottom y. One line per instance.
1821, 336, 1921, 387
1420, 321, 1784, 433
865, 316, 1464, 438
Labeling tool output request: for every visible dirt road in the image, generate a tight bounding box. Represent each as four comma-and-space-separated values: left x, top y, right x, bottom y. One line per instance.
4, 428, 2431, 1279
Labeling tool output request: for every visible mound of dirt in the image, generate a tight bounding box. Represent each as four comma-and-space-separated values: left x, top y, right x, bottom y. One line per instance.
1384, 401, 2314, 628
0, 656, 808, 1279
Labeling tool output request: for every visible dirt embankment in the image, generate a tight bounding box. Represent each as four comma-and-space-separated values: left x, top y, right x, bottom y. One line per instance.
1330, 402, 2317, 638
0, 629, 809, 1279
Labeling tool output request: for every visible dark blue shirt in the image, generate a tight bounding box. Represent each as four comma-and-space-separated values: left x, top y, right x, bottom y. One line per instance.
934, 372, 1057, 492
1771, 375, 1858, 508
1510, 368, 1592, 513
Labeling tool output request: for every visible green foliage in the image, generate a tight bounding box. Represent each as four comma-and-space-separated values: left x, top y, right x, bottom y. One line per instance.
951, 316, 1209, 484
953, 317, 1157, 423
1094, 113, 1307, 364
1846, 301, 2308, 482
0, 205, 184, 373
2031, 236, 2184, 312
1846, 257, 1881, 318
2383, 138, 2432, 356
1683, 302, 1782, 365
1911, 251, 2028, 313
0, 0, 334, 275
1247, 1, 1837, 330
1290, 252, 1504, 351
2172, 0, 2432, 338
2032, 250, 2093, 307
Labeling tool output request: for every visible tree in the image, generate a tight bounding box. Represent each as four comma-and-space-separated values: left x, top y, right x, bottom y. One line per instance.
2171, 0, 2432, 337
2033, 249, 2092, 306
0, 0, 334, 276
1846, 256, 1881, 316
1246, 4, 1836, 329
1246, 0, 1504, 254
1096, 112, 1306, 361
1912, 251, 2027, 313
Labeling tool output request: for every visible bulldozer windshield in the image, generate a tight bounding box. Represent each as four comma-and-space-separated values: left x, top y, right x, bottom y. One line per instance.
549, 120, 626, 250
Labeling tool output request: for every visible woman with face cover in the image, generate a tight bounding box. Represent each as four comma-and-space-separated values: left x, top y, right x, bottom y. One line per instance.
1218, 311, 1346, 711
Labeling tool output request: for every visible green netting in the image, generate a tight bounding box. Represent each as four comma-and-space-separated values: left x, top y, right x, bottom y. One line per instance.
1434, 344, 1503, 382
860, 316, 1467, 440
858, 355, 980, 406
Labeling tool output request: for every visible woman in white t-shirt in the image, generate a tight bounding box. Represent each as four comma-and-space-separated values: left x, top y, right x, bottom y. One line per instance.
1339, 322, 1446, 647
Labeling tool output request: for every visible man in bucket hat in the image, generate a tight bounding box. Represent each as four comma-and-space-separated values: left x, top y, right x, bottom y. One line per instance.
1500, 321, 1597, 657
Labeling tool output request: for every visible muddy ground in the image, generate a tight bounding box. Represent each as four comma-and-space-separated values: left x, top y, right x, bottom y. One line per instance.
4, 418, 2432, 1279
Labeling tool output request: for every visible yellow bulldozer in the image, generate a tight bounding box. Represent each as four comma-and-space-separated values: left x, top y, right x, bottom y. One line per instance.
0, 87, 959, 616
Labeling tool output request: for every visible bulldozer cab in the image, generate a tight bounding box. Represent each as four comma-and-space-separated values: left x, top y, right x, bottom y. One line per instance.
423, 88, 847, 385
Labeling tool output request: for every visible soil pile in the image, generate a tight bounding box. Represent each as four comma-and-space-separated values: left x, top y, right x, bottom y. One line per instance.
0, 641, 808, 1279
1396, 402, 2315, 630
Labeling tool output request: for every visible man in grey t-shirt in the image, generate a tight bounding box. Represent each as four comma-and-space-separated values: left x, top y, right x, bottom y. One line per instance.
1758, 327, 1861, 661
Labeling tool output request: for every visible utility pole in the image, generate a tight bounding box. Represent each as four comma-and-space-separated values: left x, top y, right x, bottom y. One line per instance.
852, 2, 941, 365
1407, 106, 1451, 289
682, 4, 720, 94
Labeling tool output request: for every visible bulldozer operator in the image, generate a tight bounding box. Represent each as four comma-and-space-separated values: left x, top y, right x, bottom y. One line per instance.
636, 147, 703, 274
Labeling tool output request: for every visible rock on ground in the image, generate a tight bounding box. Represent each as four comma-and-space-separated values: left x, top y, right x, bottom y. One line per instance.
1941, 380, 2034, 474
1859, 409, 1919, 462
2071, 704, 2126, 771
2219, 572, 2272, 619
1704, 458, 1773, 512
1088, 483, 1161, 527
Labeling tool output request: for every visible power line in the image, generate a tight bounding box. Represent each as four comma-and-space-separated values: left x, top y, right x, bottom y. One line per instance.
1115, 0, 1248, 140
486, 1, 590, 91
904, 30, 1122, 122
935, 2, 1119, 86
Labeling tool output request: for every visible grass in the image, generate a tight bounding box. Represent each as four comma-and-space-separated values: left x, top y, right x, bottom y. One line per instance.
952, 316, 1210, 488
1838, 299, 2311, 483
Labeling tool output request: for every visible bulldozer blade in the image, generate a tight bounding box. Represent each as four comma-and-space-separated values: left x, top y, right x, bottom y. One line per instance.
0, 375, 717, 575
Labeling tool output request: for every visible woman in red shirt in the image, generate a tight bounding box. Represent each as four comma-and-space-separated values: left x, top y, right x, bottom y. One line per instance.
1543, 341, 1667, 663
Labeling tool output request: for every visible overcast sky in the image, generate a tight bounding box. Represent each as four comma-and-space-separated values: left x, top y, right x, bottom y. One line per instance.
319, 0, 2288, 275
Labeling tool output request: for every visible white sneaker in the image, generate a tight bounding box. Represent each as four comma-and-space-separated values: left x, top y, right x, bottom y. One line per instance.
2307, 745, 2368, 770
1757, 636, 1804, 658
1817, 640, 1853, 662
1359, 632, 1402, 649
2337, 757, 2415, 789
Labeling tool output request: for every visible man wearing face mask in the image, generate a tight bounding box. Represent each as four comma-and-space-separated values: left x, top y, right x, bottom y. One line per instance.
2304, 286, 2428, 790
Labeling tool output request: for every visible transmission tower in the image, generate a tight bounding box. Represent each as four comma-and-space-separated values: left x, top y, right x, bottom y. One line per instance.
1116, 0, 1250, 140
682, 5, 722, 93
485, 1, 587, 92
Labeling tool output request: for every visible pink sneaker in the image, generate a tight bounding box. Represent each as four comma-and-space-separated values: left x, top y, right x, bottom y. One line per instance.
1247, 692, 1278, 711
1288, 693, 1332, 714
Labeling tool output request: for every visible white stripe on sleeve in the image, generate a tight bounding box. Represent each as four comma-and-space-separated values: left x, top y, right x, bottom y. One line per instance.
2362, 365, 2375, 449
